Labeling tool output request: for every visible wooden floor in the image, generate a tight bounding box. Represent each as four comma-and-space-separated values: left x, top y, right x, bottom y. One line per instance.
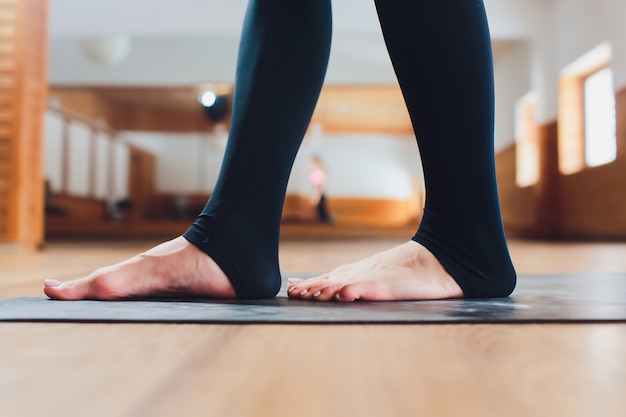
1, 236, 626, 417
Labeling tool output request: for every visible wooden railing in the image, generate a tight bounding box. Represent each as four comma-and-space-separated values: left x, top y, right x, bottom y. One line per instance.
45, 102, 160, 228
45, 103, 126, 201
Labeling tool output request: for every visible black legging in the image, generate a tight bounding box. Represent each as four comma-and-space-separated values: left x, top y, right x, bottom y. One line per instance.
183, 0, 517, 299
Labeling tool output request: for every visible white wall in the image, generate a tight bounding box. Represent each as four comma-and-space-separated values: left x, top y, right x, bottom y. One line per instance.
65, 122, 92, 196
125, 131, 227, 194
43, 112, 64, 192
48, 36, 241, 86
125, 131, 422, 199
494, 42, 532, 149
603, 0, 626, 88
291, 134, 421, 199
492, 0, 626, 142
47, 0, 549, 87
553, 0, 626, 89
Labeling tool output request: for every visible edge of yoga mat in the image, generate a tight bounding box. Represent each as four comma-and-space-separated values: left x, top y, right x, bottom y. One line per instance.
1, 273, 625, 324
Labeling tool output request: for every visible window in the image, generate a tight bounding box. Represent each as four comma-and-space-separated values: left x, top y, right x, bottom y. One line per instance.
584, 67, 616, 167
515, 92, 539, 187
558, 42, 615, 174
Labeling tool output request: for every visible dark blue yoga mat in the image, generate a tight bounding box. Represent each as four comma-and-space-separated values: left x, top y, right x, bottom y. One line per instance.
0, 273, 625, 323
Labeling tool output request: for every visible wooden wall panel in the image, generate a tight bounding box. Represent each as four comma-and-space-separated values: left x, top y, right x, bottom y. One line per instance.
558, 159, 626, 238
497, 87, 626, 240
496, 144, 538, 236
108, 103, 214, 133
556, 87, 626, 238
49, 87, 222, 133
533, 122, 560, 237
311, 85, 413, 134
496, 116, 559, 237
0, 1, 17, 242
48, 89, 110, 121
282, 195, 420, 227
327, 197, 414, 228
49, 85, 413, 135
0, 0, 48, 247
47, 194, 107, 221
127, 146, 156, 222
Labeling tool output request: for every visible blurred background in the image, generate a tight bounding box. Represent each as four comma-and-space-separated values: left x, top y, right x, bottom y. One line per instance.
1, 0, 625, 246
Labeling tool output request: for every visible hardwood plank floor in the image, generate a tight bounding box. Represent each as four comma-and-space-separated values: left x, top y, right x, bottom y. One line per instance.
1, 237, 625, 417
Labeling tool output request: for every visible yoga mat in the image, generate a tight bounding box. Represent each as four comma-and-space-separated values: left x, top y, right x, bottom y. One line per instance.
1, 273, 625, 323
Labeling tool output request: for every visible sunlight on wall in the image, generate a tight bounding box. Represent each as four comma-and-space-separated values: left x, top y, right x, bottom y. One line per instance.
584, 67, 616, 167
515, 91, 539, 187
558, 42, 615, 175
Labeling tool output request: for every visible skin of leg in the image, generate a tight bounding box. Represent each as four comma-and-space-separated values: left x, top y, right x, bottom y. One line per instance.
43, 237, 236, 300
287, 241, 463, 302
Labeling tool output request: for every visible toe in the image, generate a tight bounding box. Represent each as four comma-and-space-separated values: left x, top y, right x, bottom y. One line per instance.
44, 277, 93, 300
312, 283, 345, 301
44, 272, 127, 301
290, 278, 347, 302
299, 282, 332, 300
287, 275, 329, 298
288, 284, 313, 299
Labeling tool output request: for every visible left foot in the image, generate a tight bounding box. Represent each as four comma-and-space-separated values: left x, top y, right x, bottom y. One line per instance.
287, 240, 464, 302
43, 237, 237, 300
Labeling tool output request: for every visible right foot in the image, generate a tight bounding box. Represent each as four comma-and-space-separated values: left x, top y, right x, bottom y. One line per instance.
43, 236, 237, 300
286, 240, 464, 302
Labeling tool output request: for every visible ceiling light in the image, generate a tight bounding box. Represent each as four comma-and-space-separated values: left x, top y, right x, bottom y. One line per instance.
198, 91, 217, 107
79, 35, 131, 66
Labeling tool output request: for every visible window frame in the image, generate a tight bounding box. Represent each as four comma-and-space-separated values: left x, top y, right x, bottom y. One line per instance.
558, 43, 615, 175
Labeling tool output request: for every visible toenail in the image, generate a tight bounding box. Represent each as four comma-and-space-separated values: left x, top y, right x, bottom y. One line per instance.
300, 290, 308, 296
44, 279, 63, 288
313, 291, 321, 297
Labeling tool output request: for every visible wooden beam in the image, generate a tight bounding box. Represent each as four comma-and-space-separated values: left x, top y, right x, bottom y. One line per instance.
0, 0, 49, 248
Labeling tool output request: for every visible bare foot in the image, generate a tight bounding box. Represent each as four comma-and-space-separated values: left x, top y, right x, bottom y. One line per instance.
287, 241, 464, 302
43, 237, 236, 300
